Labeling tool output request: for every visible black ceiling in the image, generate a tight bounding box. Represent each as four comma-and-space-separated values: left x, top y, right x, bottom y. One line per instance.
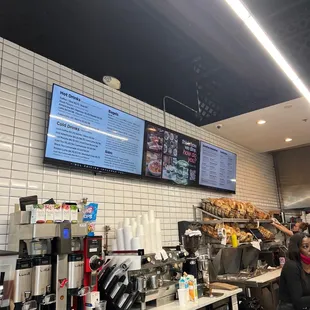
0, 0, 308, 126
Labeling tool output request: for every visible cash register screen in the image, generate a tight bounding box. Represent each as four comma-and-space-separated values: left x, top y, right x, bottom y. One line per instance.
63, 228, 70, 239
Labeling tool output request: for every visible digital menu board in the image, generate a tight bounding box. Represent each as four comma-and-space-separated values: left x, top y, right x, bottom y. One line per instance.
199, 141, 237, 193
143, 122, 199, 186
44, 84, 145, 175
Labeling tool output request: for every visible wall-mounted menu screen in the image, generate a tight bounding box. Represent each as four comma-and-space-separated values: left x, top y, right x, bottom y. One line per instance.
144, 122, 199, 186
199, 141, 237, 193
44, 84, 145, 175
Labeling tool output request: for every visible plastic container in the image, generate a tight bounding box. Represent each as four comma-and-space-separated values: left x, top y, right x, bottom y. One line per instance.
178, 289, 188, 307
70, 204, 78, 224
30, 204, 45, 224
188, 278, 198, 302
62, 204, 70, 222
44, 204, 54, 223
54, 204, 63, 223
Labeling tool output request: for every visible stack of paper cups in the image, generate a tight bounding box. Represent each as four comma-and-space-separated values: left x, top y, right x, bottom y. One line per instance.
136, 224, 144, 249
142, 214, 150, 253
155, 219, 162, 252
148, 210, 155, 223
136, 215, 142, 225
124, 226, 133, 250
131, 237, 141, 250
124, 218, 130, 227
111, 239, 118, 251
142, 213, 149, 224
150, 221, 156, 253
116, 228, 125, 250
131, 218, 137, 237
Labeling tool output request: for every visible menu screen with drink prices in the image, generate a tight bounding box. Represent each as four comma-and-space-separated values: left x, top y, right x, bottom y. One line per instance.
45, 84, 145, 175
143, 122, 199, 186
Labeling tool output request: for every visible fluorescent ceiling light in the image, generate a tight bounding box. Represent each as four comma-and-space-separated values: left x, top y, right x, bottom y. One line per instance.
285, 138, 292, 142
225, 0, 310, 103
257, 120, 266, 125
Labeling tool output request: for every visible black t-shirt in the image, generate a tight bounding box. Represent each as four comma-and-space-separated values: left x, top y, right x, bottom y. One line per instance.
279, 260, 310, 309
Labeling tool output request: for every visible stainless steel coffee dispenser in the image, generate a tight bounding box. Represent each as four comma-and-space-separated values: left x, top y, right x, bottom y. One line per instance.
68, 254, 84, 294
67, 253, 86, 309
8, 211, 88, 310
13, 258, 34, 310
32, 257, 52, 306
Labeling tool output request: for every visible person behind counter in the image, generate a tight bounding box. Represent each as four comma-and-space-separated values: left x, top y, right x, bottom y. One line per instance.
278, 233, 310, 310
271, 219, 309, 237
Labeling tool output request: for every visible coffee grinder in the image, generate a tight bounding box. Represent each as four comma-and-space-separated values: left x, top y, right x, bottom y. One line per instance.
182, 235, 201, 279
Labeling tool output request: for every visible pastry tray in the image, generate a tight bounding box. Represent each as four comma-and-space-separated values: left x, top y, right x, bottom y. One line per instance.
193, 206, 272, 224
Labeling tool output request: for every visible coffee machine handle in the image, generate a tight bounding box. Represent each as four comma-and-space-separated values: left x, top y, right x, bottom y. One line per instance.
0, 284, 3, 306
46, 284, 51, 294
22, 300, 37, 310
24, 291, 32, 302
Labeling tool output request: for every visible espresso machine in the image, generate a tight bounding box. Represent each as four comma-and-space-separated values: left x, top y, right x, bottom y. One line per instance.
0, 250, 19, 310
107, 248, 184, 310
182, 235, 201, 279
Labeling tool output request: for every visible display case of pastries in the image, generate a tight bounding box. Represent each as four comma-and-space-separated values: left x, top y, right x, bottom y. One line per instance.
257, 226, 275, 240
201, 223, 254, 244
201, 197, 270, 220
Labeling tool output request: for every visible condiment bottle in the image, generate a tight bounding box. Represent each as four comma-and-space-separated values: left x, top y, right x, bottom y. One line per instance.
231, 233, 238, 248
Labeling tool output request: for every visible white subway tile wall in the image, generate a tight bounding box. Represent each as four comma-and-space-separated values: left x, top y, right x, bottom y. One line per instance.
0, 37, 279, 250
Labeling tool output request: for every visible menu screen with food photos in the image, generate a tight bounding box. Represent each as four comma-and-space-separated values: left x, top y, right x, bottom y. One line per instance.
143, 122, 199, 186
44, 84, 145, 176
199, 141, 237, 193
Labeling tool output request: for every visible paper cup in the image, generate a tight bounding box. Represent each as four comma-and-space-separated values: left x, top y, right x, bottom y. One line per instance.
178, 288, 188, 307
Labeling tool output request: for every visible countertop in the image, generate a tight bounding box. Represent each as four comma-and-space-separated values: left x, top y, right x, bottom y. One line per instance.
144, 289, 242, 310
246, 268, 281, 284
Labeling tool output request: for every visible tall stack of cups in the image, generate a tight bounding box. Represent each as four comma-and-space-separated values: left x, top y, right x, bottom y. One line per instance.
112, 210, 163, 254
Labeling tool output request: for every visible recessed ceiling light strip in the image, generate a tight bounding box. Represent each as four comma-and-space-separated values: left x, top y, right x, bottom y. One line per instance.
225, 0, 310, 103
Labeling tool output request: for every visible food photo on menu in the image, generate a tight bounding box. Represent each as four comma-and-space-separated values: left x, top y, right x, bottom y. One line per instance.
144, 122, 199, 185
163, 130, 178, 157
172, 136, 198, 186
162, 155, 177, 181
145, 125, 164, 178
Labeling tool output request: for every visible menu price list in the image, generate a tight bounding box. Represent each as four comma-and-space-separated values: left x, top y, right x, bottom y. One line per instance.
199, 141, 236, 192
144, 122, 198, 186
45, 85, 145, 175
